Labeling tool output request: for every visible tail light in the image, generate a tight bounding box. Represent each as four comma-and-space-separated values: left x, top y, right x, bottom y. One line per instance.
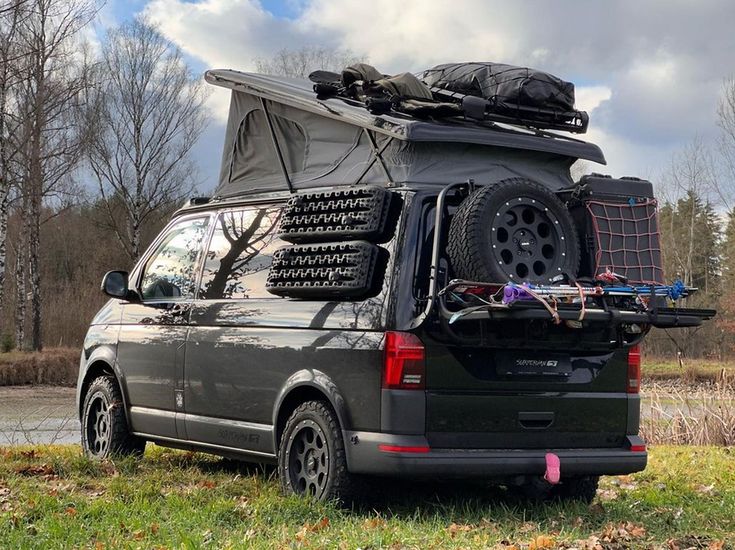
627, 344, 641, 394
382, 331, 425, 390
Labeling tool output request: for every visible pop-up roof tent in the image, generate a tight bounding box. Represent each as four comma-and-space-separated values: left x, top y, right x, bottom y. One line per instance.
205, 69, 606, 199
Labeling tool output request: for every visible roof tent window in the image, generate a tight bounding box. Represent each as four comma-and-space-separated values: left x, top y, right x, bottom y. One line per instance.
229, 109, 306, 184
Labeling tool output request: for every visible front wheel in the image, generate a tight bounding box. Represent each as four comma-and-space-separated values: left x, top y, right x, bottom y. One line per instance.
81, 374, 145, 459
278, 400, 357, 503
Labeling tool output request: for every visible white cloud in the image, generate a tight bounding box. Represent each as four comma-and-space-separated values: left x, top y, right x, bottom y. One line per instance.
576, 86, 612, 113
137, 0, 735, 180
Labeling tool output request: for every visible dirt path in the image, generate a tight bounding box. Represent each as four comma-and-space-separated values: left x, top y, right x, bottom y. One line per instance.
0, 386, 78, 445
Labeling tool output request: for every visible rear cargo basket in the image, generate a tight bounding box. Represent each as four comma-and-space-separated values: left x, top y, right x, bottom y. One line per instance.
586, 199, 663, 284
278, 186, 393, 243
266, 241, 380, 298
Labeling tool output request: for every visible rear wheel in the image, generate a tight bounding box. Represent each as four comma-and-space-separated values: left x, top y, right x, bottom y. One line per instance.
448, 178, 579, 283
554, 475, 600, 503
278, 401, 357, 503
81, 375, 145, 459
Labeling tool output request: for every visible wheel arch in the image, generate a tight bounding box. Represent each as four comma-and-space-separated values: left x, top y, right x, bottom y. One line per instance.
78, 355, 131, 427
272, 370, 350, 452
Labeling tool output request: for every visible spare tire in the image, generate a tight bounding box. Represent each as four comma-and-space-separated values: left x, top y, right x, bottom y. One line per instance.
447, 178, 579, 283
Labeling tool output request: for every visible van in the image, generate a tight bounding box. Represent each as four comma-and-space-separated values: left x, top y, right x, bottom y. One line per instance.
77, 67, 713, 503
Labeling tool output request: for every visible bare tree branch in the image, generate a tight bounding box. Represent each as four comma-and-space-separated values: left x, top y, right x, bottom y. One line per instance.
86, 18, 209, 262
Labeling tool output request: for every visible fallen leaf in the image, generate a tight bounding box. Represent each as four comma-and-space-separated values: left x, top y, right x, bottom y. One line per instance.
233, 495, 251, 514
363, 517, 387, 529
529, 535, 555, 549
132, 530, 145, 541
708, 541, 725, 550
295, 517, 330, 542
519, 521, 537, 533
150, 523, 160, 535
197, 480, 216, 489
312, 517, 329, 531
448, 522, 473, 537
20, 450, 38, 459
65, 507, 77, 517
15, 463, 55, 477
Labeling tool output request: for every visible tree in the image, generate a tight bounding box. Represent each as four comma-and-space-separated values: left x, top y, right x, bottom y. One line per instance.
657, 138, 719, 289
716, 76, 735, 210
86, 19, 208, 262
255, 46, 363, 79
0, 0, 28, 330
13, 0, 96, 350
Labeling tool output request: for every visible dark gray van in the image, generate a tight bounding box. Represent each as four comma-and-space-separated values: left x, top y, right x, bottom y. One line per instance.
77, 68, 713, 503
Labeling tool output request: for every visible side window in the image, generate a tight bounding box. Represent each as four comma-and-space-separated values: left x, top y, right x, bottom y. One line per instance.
139, 217, 210, 300
199, 207, 284, 300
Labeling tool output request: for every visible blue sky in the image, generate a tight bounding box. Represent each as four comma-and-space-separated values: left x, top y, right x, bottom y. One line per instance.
97, 0, 735, 197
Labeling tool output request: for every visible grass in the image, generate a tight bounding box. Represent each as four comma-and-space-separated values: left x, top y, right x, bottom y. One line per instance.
642, 384, 735, 446
0, 348, 79, 386
0, 445, 733, 549
643, 357, 735, 384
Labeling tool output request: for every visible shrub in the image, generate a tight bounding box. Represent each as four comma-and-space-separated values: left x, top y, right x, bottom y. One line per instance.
0, 333, 13, 353
0, 348, 79, 386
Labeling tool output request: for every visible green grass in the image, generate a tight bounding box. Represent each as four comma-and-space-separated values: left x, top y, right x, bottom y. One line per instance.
1, 446, 734, 548
643, 357, 735, 383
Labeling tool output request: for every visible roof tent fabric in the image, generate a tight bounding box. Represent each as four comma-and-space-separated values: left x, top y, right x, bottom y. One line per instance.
209, 70, 605, 198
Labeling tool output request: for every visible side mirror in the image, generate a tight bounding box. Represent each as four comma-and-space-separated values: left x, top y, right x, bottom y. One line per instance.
101, 270, 130, 299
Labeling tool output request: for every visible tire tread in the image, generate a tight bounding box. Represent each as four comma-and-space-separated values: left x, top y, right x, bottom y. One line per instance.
447, 178, 580, 282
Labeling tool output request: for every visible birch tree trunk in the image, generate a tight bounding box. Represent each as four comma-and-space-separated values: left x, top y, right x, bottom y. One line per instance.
15, 0, 96, 350
14, 228, 26, 350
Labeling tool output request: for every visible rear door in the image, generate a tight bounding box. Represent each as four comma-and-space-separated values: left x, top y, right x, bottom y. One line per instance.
422, 331, 631, 449
412, 193, 631, 449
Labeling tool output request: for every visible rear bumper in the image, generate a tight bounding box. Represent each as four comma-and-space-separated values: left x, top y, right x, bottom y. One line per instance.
344, 431, 647, 478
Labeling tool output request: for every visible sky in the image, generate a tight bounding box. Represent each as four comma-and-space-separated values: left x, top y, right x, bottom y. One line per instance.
98, 0, 735, 194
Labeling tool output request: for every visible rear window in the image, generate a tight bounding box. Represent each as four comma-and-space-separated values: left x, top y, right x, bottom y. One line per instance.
198, 206, 285, 300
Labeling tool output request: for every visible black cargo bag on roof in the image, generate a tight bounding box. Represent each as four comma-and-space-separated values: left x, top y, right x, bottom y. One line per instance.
423, 62, 576, 112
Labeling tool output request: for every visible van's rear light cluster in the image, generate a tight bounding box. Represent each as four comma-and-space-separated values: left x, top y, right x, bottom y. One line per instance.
627, 344, 641, 394
382, 331, 425, 390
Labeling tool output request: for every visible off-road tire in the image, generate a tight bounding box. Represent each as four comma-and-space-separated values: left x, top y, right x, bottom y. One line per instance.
81, 375, 145, 459
554, 475, 599, 503
278, 400, 358, 504
448, 178, 580, 283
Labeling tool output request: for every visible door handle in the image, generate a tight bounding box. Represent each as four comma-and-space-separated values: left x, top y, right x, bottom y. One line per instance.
518, 412, 554, 430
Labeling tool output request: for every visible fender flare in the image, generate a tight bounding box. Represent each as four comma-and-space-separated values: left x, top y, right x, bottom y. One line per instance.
271, 369, 350, 452
77, 346, 132, 427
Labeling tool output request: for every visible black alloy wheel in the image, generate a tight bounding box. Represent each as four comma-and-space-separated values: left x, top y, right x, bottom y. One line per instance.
81, 375, 145, 459
278, 400, 358, 503
85, 393, 112, 457
490, 196, 568, 280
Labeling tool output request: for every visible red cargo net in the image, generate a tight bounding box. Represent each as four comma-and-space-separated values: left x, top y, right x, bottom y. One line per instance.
586, 199, 664, 285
